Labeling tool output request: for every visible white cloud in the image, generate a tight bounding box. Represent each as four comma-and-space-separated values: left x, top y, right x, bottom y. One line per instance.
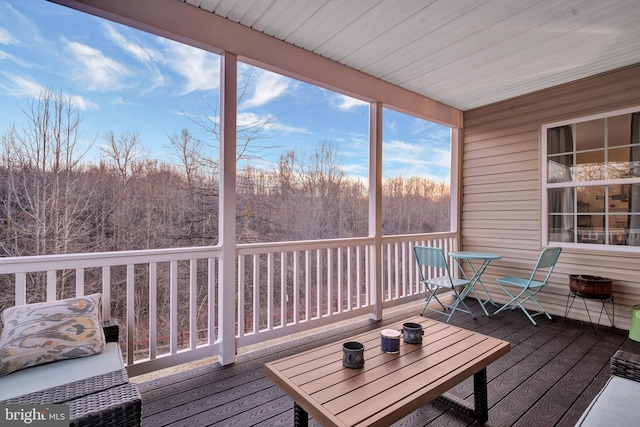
237, 111, 307, 134
102, 23, 165, 91
0, 72, 97, 111
383, 139, 422, 155
62, 37, 131, 91
382, 138, 451, 181
0, 27, 15, 45
161, 40, 219, 94
386, 120, 398, 133
110, 96, 133, 106
70, 94, 99, 111
240, 69, 290, 109
334, 94, 367, 111
102, 23, 159, 64
0, 72, 44, 98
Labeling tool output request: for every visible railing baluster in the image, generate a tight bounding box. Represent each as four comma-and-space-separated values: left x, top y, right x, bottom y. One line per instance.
347, 246, 352, 310
102, 266, 110, 321
293, 250, 299, 324
76, 268, 84, 297
267, 252, 273, 330
305, 249, 311, 321
149, 262, 157, 360
190, 259, 197, 349
252, 254, 259, 333
356, 246, 361, 308
127, 264, 135, 364
280, 251, 286, 326
327, 248, 333, 316
237, 255, 245, 337
209, 257, 217, 343
316, 248, 322, 318
337, 247, 343, 313
170, 260, 178, 355
15, 272, 26, 306
47, 270, 56, 301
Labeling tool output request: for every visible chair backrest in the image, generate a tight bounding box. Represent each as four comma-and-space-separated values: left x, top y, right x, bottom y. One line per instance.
528, 247, 562, 284
413, 245, 453, 281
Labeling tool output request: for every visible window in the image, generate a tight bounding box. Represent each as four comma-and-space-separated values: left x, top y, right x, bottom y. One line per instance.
543, 107, 640, 249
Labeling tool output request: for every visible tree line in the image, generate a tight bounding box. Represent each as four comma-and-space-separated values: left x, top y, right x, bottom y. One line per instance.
0, 90, 449, 257
0, 90, 449, 349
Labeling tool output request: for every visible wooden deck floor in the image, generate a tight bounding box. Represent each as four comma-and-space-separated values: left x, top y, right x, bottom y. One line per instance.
134, 299, 640, 426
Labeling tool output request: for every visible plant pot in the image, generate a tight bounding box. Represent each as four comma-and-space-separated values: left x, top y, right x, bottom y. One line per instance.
569, 274, 613, 296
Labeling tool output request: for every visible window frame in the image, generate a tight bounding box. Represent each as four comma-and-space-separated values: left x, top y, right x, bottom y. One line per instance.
541, 105, 640, 252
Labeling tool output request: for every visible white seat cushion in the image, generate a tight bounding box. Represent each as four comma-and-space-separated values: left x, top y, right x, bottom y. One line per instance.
0, 342, 123, 400
575, 376, 640, 426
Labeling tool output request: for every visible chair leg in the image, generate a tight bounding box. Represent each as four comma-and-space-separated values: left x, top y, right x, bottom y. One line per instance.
421, 287, 447, 315
494, 285, 551, 326
493, 284, 518, 315
446, 291, 476, 322
421, 287, 475, 322
525, 289, 552, 320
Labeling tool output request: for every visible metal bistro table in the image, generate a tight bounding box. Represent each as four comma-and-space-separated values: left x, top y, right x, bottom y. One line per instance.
449, 251, 502, 317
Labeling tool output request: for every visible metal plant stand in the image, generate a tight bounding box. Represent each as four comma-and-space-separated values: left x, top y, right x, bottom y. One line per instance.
564, 292, 614, 333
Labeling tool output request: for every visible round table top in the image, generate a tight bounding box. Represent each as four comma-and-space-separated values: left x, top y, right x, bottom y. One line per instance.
449, 251, 502, 260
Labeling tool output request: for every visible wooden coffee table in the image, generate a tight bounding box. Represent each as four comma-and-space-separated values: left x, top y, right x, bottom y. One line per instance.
264, 317, 509, 427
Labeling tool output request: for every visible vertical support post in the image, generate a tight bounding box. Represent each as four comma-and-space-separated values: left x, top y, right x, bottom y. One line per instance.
450, 127, 462, 249
218, 51, 237, 365
369, 101, 383, 320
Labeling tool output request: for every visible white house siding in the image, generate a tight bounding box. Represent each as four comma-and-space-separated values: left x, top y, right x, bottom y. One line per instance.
461, 63, 640, 329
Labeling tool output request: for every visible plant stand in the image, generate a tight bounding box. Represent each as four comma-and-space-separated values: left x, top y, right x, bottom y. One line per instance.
564, 292, 614, 333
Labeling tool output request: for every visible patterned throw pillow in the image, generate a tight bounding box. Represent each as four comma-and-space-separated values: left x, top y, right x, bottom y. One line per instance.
0, 293, 106, 376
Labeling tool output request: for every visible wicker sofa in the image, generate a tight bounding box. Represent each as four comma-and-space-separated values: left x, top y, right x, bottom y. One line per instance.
0, 322, 141, 427
575, 350, 640, 426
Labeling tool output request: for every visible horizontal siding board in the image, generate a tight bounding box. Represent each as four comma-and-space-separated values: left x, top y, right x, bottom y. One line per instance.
464, 159, 538, 178
464, 137, 538, 158
464, 209, 538, 221
463, 190, 538, 204
461, 62, 640, 330
463, 178, 538, 192
464, 149, 537, 169
464, 129, 539, 147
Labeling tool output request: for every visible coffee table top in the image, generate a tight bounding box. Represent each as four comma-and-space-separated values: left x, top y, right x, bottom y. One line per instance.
264, 316, 510, 427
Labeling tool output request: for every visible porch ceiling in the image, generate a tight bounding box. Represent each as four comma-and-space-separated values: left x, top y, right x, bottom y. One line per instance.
183, 0, 640, 111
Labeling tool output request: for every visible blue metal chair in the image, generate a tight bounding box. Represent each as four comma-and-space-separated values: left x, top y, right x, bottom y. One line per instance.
414, 245, 474, 323
493, 247, 562, 325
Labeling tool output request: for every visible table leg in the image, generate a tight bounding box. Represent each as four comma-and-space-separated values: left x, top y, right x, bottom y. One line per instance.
436, 368, 489, 422
294, 402, 308, 427
462, 259, 498, 317
473, 368, 489, 422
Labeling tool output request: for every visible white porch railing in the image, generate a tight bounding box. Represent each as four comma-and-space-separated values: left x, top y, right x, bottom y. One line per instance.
0, 232, 456, 376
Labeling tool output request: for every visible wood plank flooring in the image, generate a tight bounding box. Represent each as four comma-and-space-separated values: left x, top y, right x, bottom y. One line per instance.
134, 299, 640, 426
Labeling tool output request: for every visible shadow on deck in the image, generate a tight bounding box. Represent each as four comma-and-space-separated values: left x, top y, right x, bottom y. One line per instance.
134, 299, 640, 426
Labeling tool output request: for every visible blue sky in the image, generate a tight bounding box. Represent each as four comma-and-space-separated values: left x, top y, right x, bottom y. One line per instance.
0, 0, 451, 183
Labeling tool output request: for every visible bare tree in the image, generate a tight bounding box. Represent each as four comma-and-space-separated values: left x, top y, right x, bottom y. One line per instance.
0, 89, 98, 301
0, 89, 95, 257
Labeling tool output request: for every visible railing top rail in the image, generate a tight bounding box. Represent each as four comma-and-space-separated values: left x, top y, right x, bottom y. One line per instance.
0, 233, 458, 274
0, 245, 223, 274
237, 236, 375, 255
381, 231, 457, 244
